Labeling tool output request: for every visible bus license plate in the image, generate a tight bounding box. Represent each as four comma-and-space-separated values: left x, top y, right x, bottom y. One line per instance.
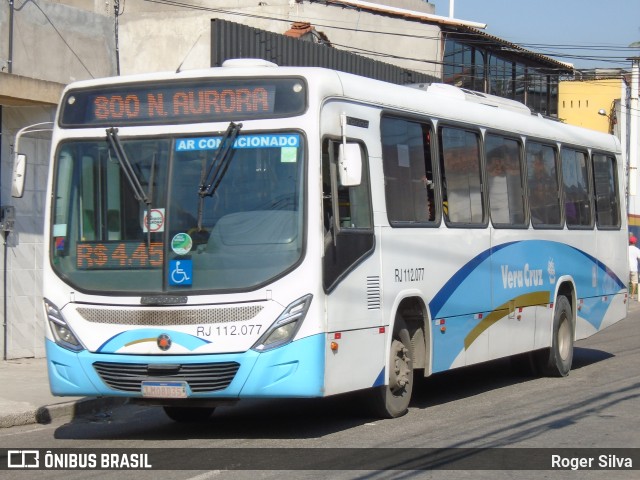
141, 381, 188, 398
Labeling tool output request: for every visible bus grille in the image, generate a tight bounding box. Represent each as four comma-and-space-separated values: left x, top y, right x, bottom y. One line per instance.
77, 305, 263, 326
93, 361, 240, 393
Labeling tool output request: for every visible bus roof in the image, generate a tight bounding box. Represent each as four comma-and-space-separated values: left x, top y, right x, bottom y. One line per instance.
60, 60, 619, 153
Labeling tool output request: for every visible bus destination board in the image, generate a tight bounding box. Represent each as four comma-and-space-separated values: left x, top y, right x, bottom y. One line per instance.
60, 78, 306, 127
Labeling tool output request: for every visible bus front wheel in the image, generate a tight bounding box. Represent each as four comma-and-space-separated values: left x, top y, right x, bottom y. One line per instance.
367, 318, 414, 418
535, 295, 574, 377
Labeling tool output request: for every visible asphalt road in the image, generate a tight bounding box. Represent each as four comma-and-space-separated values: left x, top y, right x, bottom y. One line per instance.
1, 302, 639, 480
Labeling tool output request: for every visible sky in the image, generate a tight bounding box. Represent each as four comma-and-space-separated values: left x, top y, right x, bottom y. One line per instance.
429, 0, 640, 69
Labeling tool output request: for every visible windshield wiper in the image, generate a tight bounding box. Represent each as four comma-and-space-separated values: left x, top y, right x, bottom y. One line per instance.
196, 122, 242, 230
106, 127, 151, 208
106, 127, 155, 248
198, 122, 242, 198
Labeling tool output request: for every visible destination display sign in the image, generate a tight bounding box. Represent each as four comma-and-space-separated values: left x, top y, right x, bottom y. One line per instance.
60, 78, 306, 127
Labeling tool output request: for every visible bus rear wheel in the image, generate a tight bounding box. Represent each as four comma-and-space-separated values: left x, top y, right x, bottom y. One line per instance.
367, 318, 413, 418
163, 406, 215, 422
535, 295, 574, 377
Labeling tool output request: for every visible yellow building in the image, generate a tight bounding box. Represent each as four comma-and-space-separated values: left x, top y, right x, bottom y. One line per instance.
559, 77, 625, 133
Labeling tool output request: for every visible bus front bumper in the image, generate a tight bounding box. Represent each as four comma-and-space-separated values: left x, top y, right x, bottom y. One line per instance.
45, 333, 325, 399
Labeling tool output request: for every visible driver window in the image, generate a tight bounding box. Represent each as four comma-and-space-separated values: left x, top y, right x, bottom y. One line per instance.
322, 140, 372, 231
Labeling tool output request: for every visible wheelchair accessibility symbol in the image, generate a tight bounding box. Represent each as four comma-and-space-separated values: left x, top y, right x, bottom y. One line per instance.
169, 259, 192, 286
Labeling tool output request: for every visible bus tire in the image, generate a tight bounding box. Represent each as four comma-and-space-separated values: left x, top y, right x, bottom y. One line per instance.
163, 406, 215, 422
367, 318, 413, 418
535, 295, 574, 377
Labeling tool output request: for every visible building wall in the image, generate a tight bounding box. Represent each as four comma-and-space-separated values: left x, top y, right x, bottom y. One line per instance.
118, 0, 442, 79
558, 78, 623, 132
1, 107, 53, 359
0, 1, 115, 359
0, 1, 116, 82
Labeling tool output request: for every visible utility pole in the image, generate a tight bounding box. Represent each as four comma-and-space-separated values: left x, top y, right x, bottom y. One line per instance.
8, 0, 14, 73
114, 0, 121, 75
629, 57, 639, 197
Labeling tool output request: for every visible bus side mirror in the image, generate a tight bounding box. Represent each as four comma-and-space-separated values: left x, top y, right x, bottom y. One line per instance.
338, 143, 362, 187
11, 153, 27, 198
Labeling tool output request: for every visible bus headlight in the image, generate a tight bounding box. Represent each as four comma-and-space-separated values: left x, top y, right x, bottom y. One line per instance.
252, 294, 313, 352
44, 299, 84, 352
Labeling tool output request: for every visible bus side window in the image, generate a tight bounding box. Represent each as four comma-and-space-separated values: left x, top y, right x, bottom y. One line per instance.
486, 134, 526, 227
526, 142, 561, 228
438, 126, 484, 225
561, 148, 593, 228
592, 153, 620, 228
381, 116, 436, 225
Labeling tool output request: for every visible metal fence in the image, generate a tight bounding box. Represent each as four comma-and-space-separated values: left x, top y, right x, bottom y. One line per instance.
210, 18, 437, 86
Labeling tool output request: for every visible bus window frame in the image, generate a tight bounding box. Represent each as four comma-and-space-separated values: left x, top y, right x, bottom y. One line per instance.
379, 112, 442, 228
483, 130, 528, 229
322, 136, 375, 293
591, 149, 621, 231
560, 144, 595, 231
437, 122, 488, 229
523, 137, 564, 230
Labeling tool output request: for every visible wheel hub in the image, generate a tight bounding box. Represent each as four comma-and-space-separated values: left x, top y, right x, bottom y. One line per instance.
390, 339, 411, 391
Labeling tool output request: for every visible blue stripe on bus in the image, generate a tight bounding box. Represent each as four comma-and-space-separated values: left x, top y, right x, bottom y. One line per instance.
429, 241, 515, 317
568, 245, 625, 289
373, 367, 385, 388
428, 240, 624, 372
430, 240, 623, 320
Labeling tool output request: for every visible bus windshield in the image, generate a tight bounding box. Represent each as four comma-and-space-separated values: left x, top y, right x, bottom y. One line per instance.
50, 131, 304, 294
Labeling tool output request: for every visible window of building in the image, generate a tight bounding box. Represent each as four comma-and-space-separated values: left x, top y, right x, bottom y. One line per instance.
443, 38, 559, 117
488, 55, 514, 98
514, 64, 526, 105
443, 40, 484, 91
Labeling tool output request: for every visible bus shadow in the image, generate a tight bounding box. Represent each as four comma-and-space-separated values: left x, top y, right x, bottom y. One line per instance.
53, 347, 614, 441
410, 346, 613, 409
571, 346, 614, 369
53, 393, 376, 441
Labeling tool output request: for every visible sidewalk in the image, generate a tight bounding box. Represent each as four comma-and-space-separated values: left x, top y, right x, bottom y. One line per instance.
0, 357, 126, 428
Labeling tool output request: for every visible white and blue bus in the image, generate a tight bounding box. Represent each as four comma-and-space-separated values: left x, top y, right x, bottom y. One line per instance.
31, 59, 628, 421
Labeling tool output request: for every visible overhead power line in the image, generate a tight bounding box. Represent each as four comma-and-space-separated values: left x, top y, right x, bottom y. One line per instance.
142, 0, 637, 70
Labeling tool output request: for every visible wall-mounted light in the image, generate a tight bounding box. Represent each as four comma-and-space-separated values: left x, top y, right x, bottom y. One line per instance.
597, 108, 616, 133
